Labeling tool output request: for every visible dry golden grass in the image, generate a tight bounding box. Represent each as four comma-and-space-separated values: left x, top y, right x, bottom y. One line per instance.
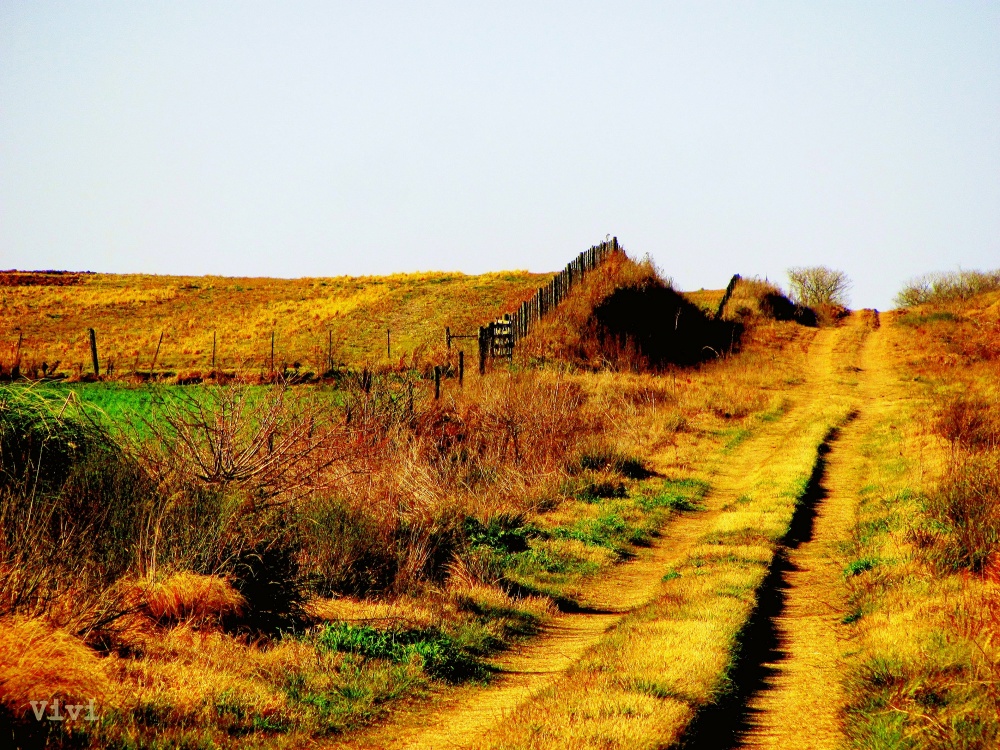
0, 617, 109, 717
0, 258, 827, 747
477, 335, 844, 749
143, 572, 244, 624
103, 625, 301, 742
307, 585, 554, 631
487, 682, 692, 750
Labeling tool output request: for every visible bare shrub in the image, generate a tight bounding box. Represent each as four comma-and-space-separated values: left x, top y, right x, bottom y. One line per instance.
0, 362, 609, 633
787, 266, 852, 308
130, 382, 380, 507
936, 394, 1000, 452
896, 269, 1000, 307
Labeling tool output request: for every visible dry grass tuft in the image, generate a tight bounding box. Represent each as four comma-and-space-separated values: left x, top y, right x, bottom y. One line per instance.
0, 617, 109, 717
307, 594, 447, 630
144, 572, 245, 625
448, 583, 556, 621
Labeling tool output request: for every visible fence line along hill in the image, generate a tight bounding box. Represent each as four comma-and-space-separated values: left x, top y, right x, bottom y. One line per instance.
1, 270, 552, 379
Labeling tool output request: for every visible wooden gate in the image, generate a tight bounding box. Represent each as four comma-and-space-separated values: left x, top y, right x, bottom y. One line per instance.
478, 315, 513, 374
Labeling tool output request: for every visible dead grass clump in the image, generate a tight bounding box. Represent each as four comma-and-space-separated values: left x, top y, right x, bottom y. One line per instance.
448, 583, 555, 622
306, 594, 448, 630
298, 495, 398, 596
144, 572, 245, 625
102, 623, 299, 740
703, 380, 770, 421
0, 617, 108, 719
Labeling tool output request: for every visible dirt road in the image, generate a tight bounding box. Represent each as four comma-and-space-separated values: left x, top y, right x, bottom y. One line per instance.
730, 313, 890, 749
334, 317, 883, 750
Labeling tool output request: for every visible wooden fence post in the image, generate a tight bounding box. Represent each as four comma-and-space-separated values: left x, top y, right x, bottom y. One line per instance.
478, 326, 487, 375
459, 350, 464, 386
715, 274, 742, 320
446, 326, 451, 349
434, 365, 441, 400
150, 332, 163, 378
212, 330, 217, 371
13, 331, 23, 377
88, 328, 99, 376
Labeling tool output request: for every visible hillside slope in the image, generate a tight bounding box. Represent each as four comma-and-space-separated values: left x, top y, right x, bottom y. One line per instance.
1, 271, 550, 377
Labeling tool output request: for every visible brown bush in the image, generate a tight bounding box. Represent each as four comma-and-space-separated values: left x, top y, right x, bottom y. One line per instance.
925, 450, 1000, 572
936, 394, 1000, 452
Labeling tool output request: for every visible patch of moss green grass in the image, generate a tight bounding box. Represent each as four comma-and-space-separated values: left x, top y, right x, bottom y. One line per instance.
463, 469, 709, 608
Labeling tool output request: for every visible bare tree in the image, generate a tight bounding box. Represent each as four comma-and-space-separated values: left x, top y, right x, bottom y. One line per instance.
787, 266, 852, 307
130, 382, 380, 507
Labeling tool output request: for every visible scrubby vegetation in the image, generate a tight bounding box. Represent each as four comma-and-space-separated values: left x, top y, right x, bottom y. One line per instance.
842, 283, 1000, 748
518, 256, 819, 371
0, 370, 652, 747
787, 266, 852, 308
786, 266, 852, 325
895, 268, 1000, 307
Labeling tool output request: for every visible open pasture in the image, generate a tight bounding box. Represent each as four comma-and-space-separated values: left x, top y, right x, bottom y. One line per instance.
1, 270, 550, 379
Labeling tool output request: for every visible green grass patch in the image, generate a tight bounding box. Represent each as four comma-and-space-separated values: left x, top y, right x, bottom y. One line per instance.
552, 509, 635, 551
722, 426, 753, 451
844, 557, 879, 577
638, 477, 709, 512
315, 622, 490, 683
897, 310, 959, 327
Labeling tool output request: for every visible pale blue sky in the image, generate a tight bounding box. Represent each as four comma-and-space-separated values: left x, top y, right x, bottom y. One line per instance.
2, 2, 997, 309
